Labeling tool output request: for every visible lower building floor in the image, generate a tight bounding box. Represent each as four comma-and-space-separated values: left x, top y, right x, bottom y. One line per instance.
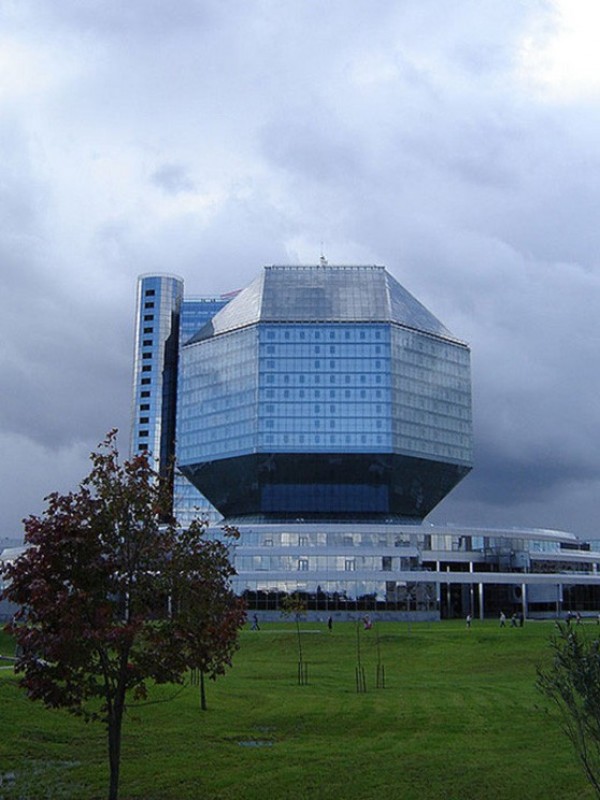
218, 521, 600, 621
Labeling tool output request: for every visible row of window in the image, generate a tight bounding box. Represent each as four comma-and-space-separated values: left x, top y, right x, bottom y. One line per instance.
261, 418, 388, 431
236, 555, 413, 571
263, 327, 385, 342
253, 433, 465, 458
263, 344, 388, 356
263, 359, 385, 370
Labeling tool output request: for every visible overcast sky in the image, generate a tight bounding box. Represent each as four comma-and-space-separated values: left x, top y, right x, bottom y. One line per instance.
2, 0, 600, 540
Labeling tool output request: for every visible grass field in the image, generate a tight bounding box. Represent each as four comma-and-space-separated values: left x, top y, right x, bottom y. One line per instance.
0, 618, 593, 799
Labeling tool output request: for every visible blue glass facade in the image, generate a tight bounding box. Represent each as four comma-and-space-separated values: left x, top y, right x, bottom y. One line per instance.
173, 297, 231, 524
178, 265, 473, 522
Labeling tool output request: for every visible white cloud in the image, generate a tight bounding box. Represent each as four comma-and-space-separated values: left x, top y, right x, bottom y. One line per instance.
519, 0, 600, 102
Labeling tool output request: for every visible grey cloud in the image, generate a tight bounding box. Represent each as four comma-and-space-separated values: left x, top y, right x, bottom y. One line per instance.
150, 164, 196, 195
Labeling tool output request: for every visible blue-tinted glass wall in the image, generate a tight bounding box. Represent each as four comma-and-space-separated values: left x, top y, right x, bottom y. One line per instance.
173, 297, 230, 524
257, 324, 392, 452
390, 328, 472, 465
179, 322, 471, 462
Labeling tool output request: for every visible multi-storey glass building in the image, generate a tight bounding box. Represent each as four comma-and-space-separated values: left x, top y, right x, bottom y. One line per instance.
178, 265, 473, 522
130, 274, 232, 522
130, 264, 600, 621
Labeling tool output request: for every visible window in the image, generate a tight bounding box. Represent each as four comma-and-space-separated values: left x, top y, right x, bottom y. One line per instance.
382, 557, 392, 571
299, 536, 308, 547
141, 391, 150, 397
145, 289, 155, 296
345, 559, 355, 571
141, 379, 151, 385
140, 404, 150, 411
144, 302, 154, 309
139, 430, 149, 437
143, 327, 153, 334
139, 417, 149, 424
143, 339, 152, 346
144, 314, 154, 321
138, 443, 148, 450
142, 352, 152, 359
142, 365, 151, 372
298, 558, 309, 571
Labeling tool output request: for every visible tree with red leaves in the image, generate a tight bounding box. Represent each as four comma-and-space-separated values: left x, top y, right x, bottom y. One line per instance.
1, 432, 245, 800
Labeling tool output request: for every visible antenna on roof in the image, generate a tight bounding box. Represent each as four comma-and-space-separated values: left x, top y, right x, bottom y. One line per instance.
319, 241, 328, 267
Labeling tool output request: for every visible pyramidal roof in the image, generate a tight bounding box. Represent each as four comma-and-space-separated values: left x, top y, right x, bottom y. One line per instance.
187, 265, 461, 344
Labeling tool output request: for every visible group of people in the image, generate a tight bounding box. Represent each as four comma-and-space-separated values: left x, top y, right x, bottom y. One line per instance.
499, 611, 524, 628
466, 611, 525, 628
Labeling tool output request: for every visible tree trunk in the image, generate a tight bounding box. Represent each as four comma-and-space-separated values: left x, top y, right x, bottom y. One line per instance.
200, 669, 207, 711
107, 688, 126, 800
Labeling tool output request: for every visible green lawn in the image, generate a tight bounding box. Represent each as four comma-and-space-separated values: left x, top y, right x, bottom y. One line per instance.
0, 619, 593, 799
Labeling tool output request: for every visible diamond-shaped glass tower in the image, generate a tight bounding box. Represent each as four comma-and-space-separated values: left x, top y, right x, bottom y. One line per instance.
177, 265, 472, 523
